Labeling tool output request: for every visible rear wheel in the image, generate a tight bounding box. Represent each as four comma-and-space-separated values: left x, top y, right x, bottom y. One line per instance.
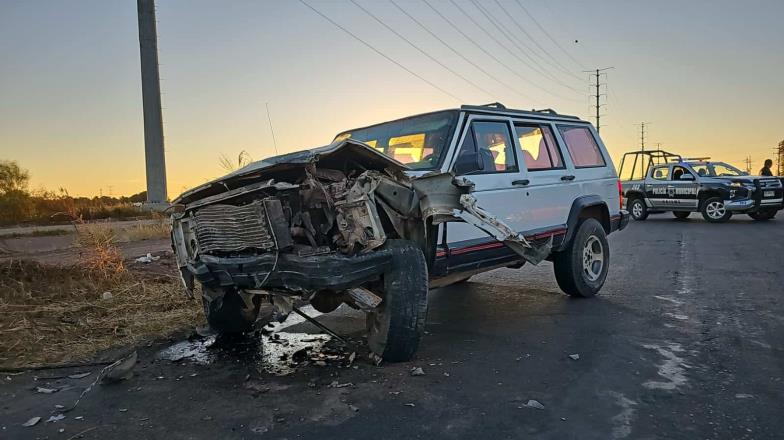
701, 197, 732, 223
629, 198, 648, 221
553, 219, 609, 298
672, 211, 691, 220
748, 209, 777, 221
366, 240, 429, 362
202, 286, 260, 334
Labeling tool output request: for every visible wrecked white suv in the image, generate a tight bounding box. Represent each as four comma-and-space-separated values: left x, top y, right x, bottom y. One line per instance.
170, 103, 629, 362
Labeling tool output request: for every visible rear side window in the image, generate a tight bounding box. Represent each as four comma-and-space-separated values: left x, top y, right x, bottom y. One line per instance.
514, 124, 564, 171
558, 126, 606, 168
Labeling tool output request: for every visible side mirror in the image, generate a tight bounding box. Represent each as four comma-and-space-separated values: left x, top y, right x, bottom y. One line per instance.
453, 151, 484, 175
680, 174, 695, 181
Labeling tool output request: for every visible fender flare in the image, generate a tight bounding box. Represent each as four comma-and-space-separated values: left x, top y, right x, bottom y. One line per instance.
557, 195, 610, 252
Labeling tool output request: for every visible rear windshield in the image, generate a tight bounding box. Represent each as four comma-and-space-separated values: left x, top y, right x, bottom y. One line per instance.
334, 110, 458, 170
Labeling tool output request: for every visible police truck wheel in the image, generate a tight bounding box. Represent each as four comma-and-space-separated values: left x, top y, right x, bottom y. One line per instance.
202, 286, 260, 334
673, 211, 690, 220
629, 198, 648, 221
748, 209, 777, 221
366, 240, 428, 362
701, 197, 732, 223
553, 218, 609, 298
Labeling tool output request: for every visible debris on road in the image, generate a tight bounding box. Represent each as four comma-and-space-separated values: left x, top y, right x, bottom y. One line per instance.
404, 403, 416, 407
135, 253, 160, 263
22, 416, 41, 427
35, 386, 58, 394
46, 414, 65, 423
101, 351, 137, 384
67, 372, 92, 379
410, 367, 425, 376
523, 400, 545, 410
735, 393, 754, 399
328, 381, 354, 388
568, 354, 580, 361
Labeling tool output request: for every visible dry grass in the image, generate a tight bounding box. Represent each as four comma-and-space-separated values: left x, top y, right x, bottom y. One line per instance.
0, 259, 201, 369
119, 217, 170, 242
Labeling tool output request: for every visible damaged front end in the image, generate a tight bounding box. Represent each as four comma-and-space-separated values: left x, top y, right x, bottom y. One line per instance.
171, 139, 546, 305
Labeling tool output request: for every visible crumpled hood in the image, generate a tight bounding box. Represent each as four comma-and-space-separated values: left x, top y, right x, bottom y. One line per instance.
173, 139, 409, 205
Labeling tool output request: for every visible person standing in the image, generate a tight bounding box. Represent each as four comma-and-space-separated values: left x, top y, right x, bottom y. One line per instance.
760, 159, 774, 176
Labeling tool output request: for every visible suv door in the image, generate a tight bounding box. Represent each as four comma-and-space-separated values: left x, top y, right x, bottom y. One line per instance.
445, 116, 530, 260
512, 121, 571, 231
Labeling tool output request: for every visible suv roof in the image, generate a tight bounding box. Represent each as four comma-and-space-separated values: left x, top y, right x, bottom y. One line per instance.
459, 102, 583, 123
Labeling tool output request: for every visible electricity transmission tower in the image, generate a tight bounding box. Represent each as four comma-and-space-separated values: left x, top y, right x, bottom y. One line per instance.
635, 122, 650, 151
585, 67, 613, 133
744, 156, 752, 174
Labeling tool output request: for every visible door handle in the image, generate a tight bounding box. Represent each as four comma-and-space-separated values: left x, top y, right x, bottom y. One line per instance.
512, 179, 530, 186
561, 175, 576, 181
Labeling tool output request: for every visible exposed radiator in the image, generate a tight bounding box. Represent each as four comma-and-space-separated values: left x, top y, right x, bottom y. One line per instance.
192, 199, 291, 254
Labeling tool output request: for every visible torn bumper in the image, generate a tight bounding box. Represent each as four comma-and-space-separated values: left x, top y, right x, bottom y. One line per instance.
186, 250, 393, 292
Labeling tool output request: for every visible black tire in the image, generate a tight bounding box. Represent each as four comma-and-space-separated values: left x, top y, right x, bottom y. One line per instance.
553, 218, 609, 298
629, 198, 648, 221
366, 240, 428, 362
202, 286, 260, 334
672, 211, 691, 220
748, 209, 777, 221
700, 197, 732, 223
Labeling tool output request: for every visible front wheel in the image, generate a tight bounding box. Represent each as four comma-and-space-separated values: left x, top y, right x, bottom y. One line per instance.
629, 198, 648, 221
202, 286, 261, 334
701, 197, 732, 223
673, 211, 691, 220
366, 240, 429, 362
748, 209, 777, 221
553, 219, 609, 298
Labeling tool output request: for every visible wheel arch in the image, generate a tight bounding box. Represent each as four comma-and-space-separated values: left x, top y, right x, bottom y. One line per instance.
557, 196, 610, 251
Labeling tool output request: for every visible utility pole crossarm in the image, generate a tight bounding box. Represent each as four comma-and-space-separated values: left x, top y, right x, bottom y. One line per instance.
584, 67, 612, 133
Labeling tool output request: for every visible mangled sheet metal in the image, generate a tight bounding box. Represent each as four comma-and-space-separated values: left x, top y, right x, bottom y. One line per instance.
171, 139, 550, 291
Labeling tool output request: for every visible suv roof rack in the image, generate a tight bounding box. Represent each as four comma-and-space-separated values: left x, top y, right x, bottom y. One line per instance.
460, 104, 581, 120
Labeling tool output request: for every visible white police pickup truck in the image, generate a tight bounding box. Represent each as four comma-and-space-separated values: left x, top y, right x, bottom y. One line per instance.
170, 103, 629, 361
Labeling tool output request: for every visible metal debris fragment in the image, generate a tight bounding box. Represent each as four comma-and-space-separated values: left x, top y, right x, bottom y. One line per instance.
22, 416, 41, 427
568, 354, 580, 360
523, 400, 545, 410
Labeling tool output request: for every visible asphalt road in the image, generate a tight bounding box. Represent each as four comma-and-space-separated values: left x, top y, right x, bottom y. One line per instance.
2, 213, 783, 439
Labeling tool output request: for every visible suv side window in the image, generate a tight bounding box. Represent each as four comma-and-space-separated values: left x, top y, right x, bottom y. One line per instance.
514, 124, 564, 171
557, 125, 606, 168
652, 166, 670, 180
455, 121, 518, 174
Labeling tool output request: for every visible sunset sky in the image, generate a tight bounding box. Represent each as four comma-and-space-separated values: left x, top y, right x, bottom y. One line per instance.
1, 0, 782, 198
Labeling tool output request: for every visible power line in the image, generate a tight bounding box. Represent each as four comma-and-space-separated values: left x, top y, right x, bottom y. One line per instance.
298, 0, 462, 101
421, 0, 548, 105
390, 0, 534, 102
348, 0, 494, 99
585, 67, 613, 133
512, 0, 586, 70
490, 0, 583, 82
468, 0, 580, 93
446, 0, 578, 101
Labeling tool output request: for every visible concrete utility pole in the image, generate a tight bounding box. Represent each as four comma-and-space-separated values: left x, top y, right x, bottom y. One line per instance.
744, 156, 752, 174
584, 67, 612, 133
137, 0, 168, 205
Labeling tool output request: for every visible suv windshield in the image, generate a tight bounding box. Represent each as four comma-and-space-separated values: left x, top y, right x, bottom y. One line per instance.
334, 110, 458, 170
689, 162, 747, 177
